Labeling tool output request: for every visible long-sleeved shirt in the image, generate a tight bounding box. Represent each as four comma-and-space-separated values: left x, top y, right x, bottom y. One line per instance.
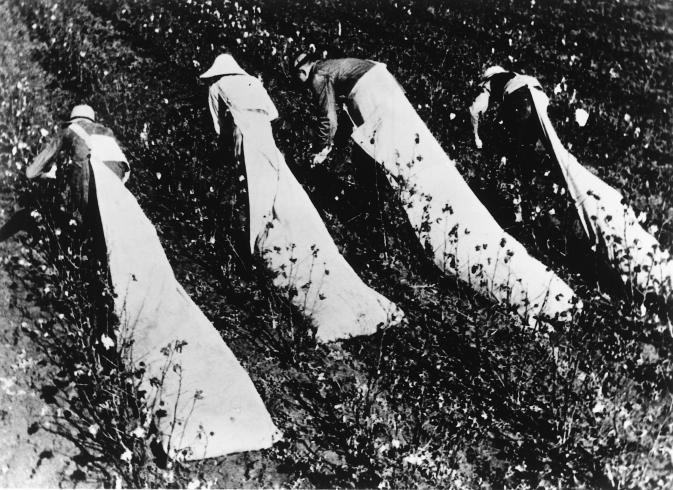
309, 58, 376, 147
27, 120, 128, 179
207, 74, 278, 136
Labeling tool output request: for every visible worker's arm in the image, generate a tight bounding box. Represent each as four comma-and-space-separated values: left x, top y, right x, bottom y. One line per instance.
260, 83, 279, 121
26, 133, 64, 179
207, 85, 222, 136
233, 124, 243, 159
469, 85, 491, 149
312, 73, 336, 165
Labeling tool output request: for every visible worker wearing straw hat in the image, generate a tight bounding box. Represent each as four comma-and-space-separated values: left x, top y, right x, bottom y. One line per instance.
200, 53, 404, 342
469, 65, 545, 152
26, 104, 130, 220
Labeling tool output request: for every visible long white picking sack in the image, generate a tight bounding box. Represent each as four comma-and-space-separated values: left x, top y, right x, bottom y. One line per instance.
350, 64, 579, 322
237, 113, 404, 343
530, 88, 673, 302
90, 159, 279, 461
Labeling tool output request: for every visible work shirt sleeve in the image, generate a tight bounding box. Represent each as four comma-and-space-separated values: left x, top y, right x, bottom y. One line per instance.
207, 85, 222, 136
312, 73, 338, 148
26, 132, 64, 179
256, 80, 279, 121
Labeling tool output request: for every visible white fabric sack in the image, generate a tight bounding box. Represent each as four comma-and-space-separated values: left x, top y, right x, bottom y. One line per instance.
530, 88, 673, 301
89, 159, 279, 461
210, 75, 404, 343
68, 123, 130, 183
350, 65, 579, 322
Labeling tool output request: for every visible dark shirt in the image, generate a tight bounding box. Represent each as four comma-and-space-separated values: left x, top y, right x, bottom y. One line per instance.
29, 120, 127, 178
483, 71, 518, 103
309, 58, 376, 147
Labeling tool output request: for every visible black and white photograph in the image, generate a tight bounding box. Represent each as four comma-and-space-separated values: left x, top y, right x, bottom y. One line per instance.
0, 0, 671, 487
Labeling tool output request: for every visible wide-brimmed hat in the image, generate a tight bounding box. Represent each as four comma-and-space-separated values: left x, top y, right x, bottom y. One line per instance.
200, 54, 248, 78
483, 65, 507, 79
69, 104, 95, 123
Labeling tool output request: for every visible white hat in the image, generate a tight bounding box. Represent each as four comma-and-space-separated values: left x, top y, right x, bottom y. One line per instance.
69, 104, 95, 122
199, 54, 249, 78
483, 65, 507, 79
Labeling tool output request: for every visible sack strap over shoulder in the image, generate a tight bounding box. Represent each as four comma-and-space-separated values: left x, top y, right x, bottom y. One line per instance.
68, 122, 93, 149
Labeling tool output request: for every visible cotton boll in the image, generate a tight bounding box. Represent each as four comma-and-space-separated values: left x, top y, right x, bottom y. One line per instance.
575, 108, 589, 127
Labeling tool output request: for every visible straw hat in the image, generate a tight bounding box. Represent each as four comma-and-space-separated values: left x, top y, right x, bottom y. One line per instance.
200, 54, 249, 78
69, 104, 95, 122
483, 65, 507, 79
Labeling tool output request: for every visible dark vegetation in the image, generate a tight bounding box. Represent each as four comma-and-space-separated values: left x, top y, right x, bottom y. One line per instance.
6, 0, 673, 487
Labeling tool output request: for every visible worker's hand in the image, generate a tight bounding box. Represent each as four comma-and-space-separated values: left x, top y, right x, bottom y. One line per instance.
474, 136, 483, 149
42, 165, 57, 179
311, 146, 332, 167
233, 128, 243, 158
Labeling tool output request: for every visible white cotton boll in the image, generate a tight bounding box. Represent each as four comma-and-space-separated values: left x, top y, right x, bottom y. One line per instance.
120, 447, 133, 463
101, 334, 114, 350
131, 426, 146, 438
156, 172, 162, 180
575, 108, 589, 127
187, 479, 201, 490
40, 128, 49, 137
403, 454, 423, 465
449, 113, 456, 120
624, 113, 631, 123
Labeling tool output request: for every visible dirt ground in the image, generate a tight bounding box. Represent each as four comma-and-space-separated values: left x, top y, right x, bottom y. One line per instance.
0, 3, 100, 487
0, 230, 75, 487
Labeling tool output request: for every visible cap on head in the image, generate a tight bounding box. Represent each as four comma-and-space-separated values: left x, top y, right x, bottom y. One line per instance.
200, 54, 249, 78
69, 104, 95, 122
483, 65, 507, 79
293, 52, 320, 72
